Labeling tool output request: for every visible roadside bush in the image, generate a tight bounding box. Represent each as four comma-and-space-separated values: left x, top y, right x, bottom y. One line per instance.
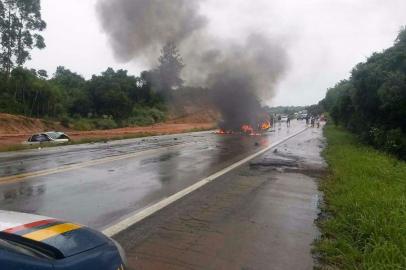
384, 129, 406, 159
127, 106, 166, 126
72, 119, 95, 131
126, 116, 155, 126
92, 118, 118, 130
369, 127, 386, 148
60, 116, 72, 128
148, 107, 166, 122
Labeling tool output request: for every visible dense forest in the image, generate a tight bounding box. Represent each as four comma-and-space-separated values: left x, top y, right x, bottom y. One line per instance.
0, 65, 169, 130
321, 27, 406, 159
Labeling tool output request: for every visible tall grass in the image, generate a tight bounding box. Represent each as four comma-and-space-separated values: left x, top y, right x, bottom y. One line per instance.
315, 125, 406, 269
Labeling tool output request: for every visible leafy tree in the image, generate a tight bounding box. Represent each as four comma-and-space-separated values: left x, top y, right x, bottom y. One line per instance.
88, 68, 137, 119
50, 66, 87, 115
157, 42, 184, 91
37, 69, 47, 78
395, 26, 406, 45
378, 72, 406, 130
0, 0, 46, 75
52, 66, 85, 89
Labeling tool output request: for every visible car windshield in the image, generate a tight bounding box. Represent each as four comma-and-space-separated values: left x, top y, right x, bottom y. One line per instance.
45, 132, 59, 140
29, 134, 49, 142
45, 132, 68, 140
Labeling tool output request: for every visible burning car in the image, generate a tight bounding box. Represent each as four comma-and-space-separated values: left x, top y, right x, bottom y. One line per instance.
0, 211, 126, 270
217, 119, 271, 136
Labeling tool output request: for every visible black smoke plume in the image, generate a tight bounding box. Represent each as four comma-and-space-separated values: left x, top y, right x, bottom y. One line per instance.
96, 0, 288, 130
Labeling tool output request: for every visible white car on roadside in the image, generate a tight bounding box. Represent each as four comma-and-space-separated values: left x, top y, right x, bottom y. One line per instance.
24, 132, 71, 145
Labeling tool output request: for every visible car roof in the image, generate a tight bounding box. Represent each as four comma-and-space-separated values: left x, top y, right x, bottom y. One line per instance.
0, 211, 50, 231
0, 211, 108, 258
44, 132, 68, 139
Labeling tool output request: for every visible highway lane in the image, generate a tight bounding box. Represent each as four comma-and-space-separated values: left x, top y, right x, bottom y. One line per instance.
114, 125, 325, 270
0, 122, 306, 230
0, 131, 213, 178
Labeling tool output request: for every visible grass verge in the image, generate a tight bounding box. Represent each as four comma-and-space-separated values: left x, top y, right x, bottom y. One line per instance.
314, 125, 406, 269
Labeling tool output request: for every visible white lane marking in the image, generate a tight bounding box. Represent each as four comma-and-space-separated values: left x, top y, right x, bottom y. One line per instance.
102, 127, 308, 237
0, 142, 194, 184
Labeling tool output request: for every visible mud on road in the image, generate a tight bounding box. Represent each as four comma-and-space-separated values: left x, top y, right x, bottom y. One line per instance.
114, 127, 327, 270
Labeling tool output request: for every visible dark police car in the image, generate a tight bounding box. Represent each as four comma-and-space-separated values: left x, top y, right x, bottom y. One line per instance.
0, 211, 126, 270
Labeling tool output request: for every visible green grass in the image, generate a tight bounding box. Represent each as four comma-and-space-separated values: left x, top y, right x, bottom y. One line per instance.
314, 125, 406, 269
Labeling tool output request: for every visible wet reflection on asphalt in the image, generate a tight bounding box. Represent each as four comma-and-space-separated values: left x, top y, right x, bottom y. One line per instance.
0, 123, 306, 229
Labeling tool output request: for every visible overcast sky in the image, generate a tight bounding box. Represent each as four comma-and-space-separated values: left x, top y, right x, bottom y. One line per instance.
27, 0, 406, 106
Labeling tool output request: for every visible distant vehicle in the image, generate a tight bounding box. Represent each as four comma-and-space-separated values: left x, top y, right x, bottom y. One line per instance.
280, 116, 288, 122
297, 113, 308, 120
0, 211, 126, 270
25, 132, 70, 144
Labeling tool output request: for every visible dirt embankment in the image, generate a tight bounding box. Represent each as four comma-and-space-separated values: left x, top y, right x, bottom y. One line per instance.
0, 113, 67, 136
0, 112, 217, 149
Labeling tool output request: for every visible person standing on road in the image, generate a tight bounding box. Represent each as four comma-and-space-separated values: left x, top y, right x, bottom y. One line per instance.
305, 115, 309, 125
311, 117, 315, 128
287, 116, 291, 127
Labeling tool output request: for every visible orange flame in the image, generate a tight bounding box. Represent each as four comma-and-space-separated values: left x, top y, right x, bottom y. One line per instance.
216, 121, 270, 136
216, 129, 233, 135
260, 120, 271, 130
241, 124, 255, 135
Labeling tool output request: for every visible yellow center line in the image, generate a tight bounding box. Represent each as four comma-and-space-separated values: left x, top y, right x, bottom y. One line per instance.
0, 142, 194, 184
23, 223, 81, 241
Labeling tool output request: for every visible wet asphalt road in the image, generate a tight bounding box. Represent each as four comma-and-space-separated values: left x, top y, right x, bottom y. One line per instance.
0, 122, 306, 230
114, 126, 326, 270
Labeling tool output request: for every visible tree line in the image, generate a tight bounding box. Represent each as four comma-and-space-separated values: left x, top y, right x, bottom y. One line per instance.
320, 27, 406, 159
0, 42, 188, 129
0, 1, 191, 130
0, 66, 170, 129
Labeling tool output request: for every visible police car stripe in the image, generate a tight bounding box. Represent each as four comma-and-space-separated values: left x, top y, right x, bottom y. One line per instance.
23, 223, 82, 242
2, 219, 57, 234
11, 221, 65, 236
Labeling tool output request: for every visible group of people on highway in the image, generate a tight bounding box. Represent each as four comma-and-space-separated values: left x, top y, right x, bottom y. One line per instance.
306, 115, 320, 128
273, 114, 321, 129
